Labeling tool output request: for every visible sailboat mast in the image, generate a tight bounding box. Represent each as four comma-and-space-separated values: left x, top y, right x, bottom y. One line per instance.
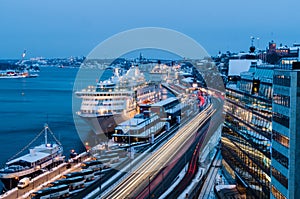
44, 123, 48, 145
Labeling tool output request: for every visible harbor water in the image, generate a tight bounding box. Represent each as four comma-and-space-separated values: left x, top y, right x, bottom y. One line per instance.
0, 67, 86, 168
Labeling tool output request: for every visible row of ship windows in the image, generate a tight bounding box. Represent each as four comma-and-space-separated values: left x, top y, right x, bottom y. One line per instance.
81, 110, 123, 114
83, 93, 131, 97
83, 98, 127, 101
272, 166, 288, 189
82, 102, 125, 106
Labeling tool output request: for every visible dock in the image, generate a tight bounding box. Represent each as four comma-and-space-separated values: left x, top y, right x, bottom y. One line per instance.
0, 152, 89, 199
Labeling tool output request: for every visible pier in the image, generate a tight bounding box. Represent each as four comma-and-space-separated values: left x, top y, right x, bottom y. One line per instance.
0, 152, 89, 199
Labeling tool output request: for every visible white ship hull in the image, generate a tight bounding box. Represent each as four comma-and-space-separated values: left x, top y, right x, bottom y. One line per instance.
79, 112, 133, 135
0, 157, 63, 179
76, 66, 161, 136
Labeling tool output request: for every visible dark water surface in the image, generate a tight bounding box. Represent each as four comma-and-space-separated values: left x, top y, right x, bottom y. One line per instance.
0, 67, 86, 167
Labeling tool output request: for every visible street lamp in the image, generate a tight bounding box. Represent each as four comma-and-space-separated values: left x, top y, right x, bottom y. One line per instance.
85, 142, 89, 152
185, 151, 187, 172
148, 175, 151, 199
161, 163, 165, 194
99, 168, 102, 197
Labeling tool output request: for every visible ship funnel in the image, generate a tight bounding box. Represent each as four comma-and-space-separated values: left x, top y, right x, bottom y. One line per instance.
30, 149, 36, 156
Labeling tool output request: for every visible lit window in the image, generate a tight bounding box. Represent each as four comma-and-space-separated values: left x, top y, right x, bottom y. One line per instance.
272, 130, 289, 148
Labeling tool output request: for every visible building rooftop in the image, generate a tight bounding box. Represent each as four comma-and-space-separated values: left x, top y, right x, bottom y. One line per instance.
215, 185, 246, 199
7, 151, 51, 164
151, 97, 178, 107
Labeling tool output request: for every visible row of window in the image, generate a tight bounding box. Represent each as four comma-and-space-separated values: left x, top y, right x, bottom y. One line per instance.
272, 167, 288, 189
272, 130, 289, 148
252, 115, 271, 130
259, 84, 273, 99
221, 137, 271, 196
238, 80, 272, 99
273, 112, 290, 128
238, 80, 252, 94
226, 89, 273, 119
273, 94, 290, 107
225, 117, 271, 155
225, 102, 271, 133
273, 75, 291, 87
271, 185, 287, 199
272, 148, 289, 169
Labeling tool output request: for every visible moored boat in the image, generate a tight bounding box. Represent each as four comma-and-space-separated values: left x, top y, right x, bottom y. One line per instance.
0, 124, 64, 190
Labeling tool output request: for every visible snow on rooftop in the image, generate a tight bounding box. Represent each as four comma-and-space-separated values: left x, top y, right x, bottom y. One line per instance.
117, 117, 145, 127
7, 152, 51, 164
181, 77, 194, 83
228, 59, 264, 76
151, 97, 178, 107
215, 184, 237, 192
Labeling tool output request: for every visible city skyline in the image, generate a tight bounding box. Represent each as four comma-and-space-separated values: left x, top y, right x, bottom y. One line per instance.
1, 0, 300, 58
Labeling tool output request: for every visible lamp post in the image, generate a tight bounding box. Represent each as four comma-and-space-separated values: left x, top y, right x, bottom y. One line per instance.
107, 123, 112, 146
148, 175, 151, 199
161, 163, 165, 194
129, 129, 131, 157
99, 168, 102, 197
85, 142, 89, 152
185, 151, 187, 172
127, 123, 133, 173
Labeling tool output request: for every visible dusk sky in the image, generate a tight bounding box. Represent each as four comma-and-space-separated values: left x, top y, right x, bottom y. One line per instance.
1, 0, 299, 58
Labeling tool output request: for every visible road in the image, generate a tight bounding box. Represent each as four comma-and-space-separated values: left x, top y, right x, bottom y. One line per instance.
102, 103, 216, 199
164, 127, 209, 198
162, 97, 224, 198
198, 150, 222, 199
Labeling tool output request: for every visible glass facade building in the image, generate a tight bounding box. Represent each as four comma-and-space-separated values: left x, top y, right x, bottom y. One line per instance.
222, 61, 273, 198
222, 59, 300, 199
271, 66, 300, 199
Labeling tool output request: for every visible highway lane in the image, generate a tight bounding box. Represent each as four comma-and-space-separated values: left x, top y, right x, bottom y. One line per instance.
150, 97, 223, 199
72, 114, 196, 199
137, 118, 211, 199
73, 120, 185, 198
102, 104, 216, 199
164, 127, 209, 198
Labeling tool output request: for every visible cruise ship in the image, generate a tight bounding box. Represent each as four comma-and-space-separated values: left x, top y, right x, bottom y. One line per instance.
76, 66, 161, 135
0, 124, 64, 190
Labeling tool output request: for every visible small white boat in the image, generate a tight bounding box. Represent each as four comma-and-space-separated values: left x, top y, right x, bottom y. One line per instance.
0, 124, 64, 190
